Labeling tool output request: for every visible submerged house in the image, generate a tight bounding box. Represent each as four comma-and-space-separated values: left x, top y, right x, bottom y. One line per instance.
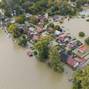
36, 26, 44, 33
60, 51, 69, 63
73, 45, 89, 58
52, 15, 64, 22
60, 51, 79, 69
67, 56, 79, 69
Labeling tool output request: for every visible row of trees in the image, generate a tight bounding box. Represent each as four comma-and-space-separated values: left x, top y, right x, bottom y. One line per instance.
1, 0, 88, 16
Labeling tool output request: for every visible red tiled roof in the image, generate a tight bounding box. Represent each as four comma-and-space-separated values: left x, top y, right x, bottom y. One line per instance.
74, 57, 86, 63
67, 56, 78, 67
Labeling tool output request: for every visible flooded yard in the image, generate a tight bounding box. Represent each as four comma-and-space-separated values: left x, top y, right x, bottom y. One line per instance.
0, 31, 72, 89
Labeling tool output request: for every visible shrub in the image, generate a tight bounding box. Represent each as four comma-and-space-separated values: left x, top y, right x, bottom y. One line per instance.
86, 19, 89, 22
79, 32, 85, 37
85, 37, 89, 45
15, 15, 25, 24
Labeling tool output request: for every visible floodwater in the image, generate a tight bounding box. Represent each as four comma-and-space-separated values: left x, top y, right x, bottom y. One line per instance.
63, 17, 89, 43
0, 31, 73, 89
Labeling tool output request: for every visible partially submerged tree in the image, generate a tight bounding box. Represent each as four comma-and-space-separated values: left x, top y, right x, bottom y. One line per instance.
15, 15, 25, 24
7, 23, 23, 38
49, 46, 64, 73
85, 37, 89, 45
34, 35, 53, 61
73, 65, 89, 89
79, 32, 85, 37
18, 35, 27, 47
7, 24, 17, 33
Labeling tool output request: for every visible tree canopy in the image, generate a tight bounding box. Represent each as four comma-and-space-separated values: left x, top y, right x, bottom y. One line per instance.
73, 65, 89, 89
34, 35, 53, 61
49, 46, 64, 73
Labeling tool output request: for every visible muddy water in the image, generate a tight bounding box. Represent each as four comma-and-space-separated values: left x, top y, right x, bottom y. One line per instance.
0, 31, 73, 89
63, 17, 89, 43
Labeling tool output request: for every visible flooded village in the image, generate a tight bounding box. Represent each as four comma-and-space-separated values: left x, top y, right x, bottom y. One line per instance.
0, 0, 89, 89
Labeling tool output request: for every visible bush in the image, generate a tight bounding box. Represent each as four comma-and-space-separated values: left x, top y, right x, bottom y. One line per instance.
79, 32, 85, 37
47, 23, 54, 28
29, 15, 39, 25
15, 15, 25, 24
18, 35, 27, 47
86, 19, 89, 22
85, 37, 89, 45
7, 24, 17, 33
54, 25, 60, 30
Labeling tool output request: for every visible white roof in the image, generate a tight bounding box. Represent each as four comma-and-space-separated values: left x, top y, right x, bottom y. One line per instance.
54, 30, 61, 35
29, 27, 35, 31
74, 62, 79, 68
25, 13, 32, 18
41, 31, 49, 36
80, 9, 89, 16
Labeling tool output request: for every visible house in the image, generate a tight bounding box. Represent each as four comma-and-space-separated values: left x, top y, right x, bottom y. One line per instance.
32, 34, 39, 42
67, 56, 79, 69
54, 30, 61, 36
73, 45, 89, 58
56, 33, 70, 43
41, 31, 49, 36
25, 13, 32, 18
38, 22, 44, 28
53, 15, 64, 22
66, 40, 82, 50
74, 57, 87, 64
49, 40, 59, 47
60, 51, 69, 63
29, 27, 35, 32
36, 26, 44, 33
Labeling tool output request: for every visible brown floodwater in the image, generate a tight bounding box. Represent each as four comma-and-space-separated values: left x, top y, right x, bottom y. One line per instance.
0, 31, 73, 89
63, 17, 89, 43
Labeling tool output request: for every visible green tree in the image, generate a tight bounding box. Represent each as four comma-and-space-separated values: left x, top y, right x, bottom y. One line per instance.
29, 15, 39, 25
79, 32, 85, 37
85, 37, 89, 45
34, 35, 53, 61
54, 25, 60, 30
73, 65, 89, 89
59, 1, 77, 16
7, 24, 17, 33
15, 15, 25, 24
7, 24, 23, 38
49, 46, 64, 73
28, 0, 48, 14
18, 35, 27, 47
12, 28, 22, 38
47, 23, 54, 28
